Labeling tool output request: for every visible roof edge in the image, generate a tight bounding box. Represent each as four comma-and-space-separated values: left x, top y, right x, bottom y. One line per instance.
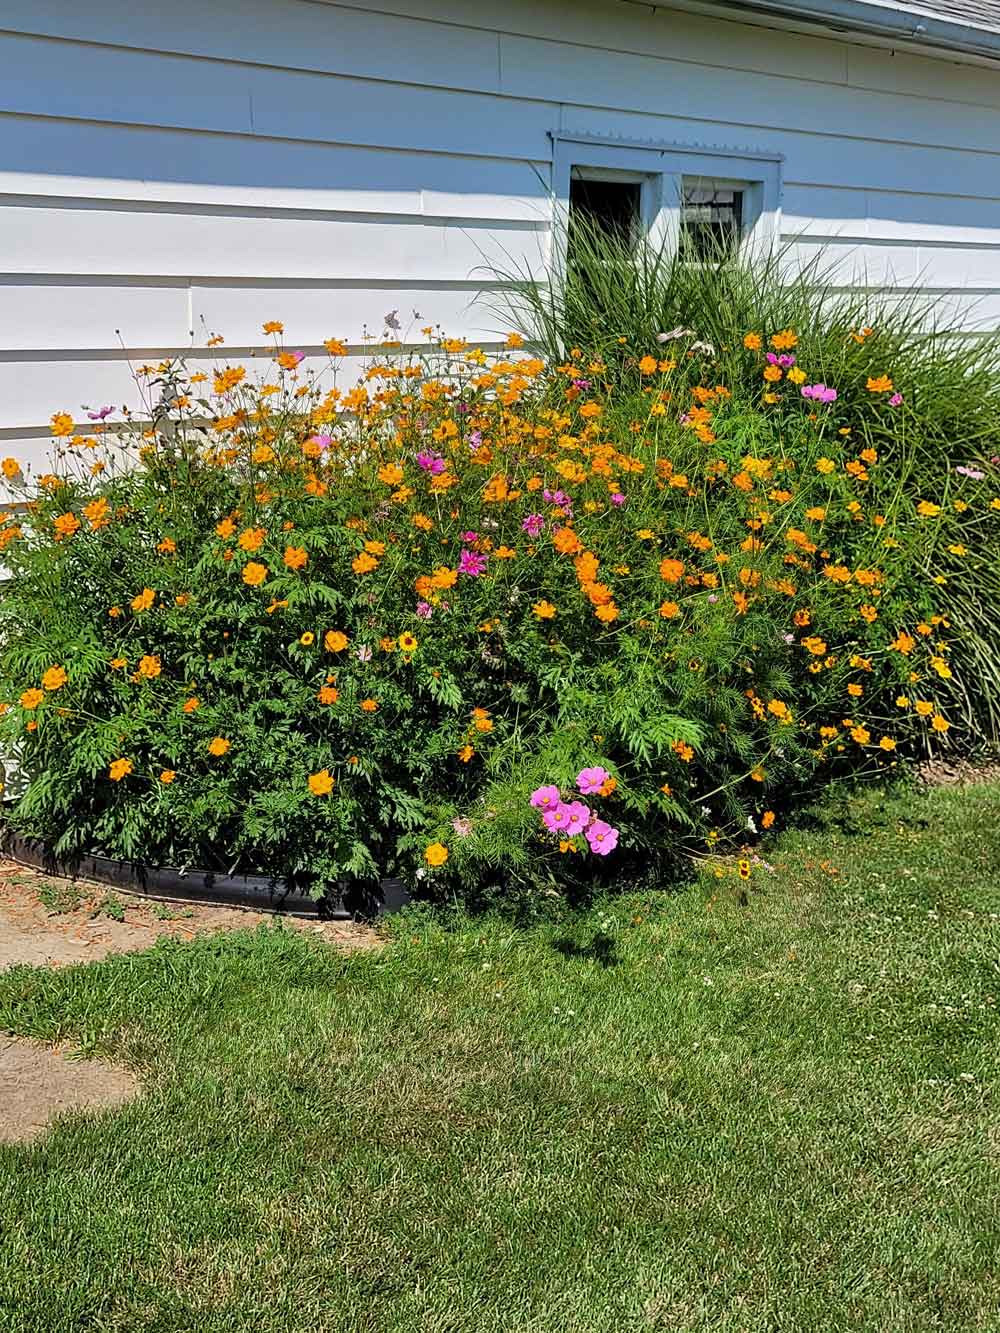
692, 0, 1000, 61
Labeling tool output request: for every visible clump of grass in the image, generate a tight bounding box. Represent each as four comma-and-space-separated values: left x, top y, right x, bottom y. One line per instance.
35, 881, 82, 915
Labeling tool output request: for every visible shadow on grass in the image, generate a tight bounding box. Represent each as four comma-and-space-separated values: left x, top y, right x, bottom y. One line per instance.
550, 931, 620, 968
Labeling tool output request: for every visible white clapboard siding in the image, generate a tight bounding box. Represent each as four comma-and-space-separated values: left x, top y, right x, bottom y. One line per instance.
2, 0, 1000, 448
0, 202, 548, 283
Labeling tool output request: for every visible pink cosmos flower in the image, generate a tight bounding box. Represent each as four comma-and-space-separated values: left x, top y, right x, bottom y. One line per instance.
87, 405, 115, 421
458, 548, 487, 577
586, 820, 619, 855
451, 816, 472, 837
563, 801, 591, 836
888, 392, 903, 407
416, 452, 445, 474
577, 766, 609, 795
610, 493, 625, 506
461, 531, 478, 543
522, 514, 545, 537
543, 804, 572, 833
415, 601, 433, 619
801, 383, 837, 404
530, 784, 561, 810
307, 433, 332, 451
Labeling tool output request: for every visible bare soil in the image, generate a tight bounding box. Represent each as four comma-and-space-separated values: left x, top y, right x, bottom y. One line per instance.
0, 859, 378, 1144
0, 858, 378, 972
917, 755, 1000, 788
0, 1036, 139, 1145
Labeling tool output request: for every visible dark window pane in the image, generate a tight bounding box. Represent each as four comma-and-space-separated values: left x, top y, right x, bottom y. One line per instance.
569, 176, 641, 244
681, 184, 743, 260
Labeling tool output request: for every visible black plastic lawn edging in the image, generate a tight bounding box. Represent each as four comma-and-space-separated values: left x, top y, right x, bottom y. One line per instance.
0, 829, 411, 921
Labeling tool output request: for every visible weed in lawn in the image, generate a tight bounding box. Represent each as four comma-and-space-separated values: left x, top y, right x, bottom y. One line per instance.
35, 882, 82, 916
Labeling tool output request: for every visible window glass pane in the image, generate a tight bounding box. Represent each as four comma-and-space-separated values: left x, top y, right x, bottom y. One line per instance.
569, 176, 641, 244
681, 182, 743, 260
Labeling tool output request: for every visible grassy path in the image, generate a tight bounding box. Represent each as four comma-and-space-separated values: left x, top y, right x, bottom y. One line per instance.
2, 781, 999, 1331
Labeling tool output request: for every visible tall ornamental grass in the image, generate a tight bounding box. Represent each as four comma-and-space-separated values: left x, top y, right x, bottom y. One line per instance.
494, 223, 1000, 740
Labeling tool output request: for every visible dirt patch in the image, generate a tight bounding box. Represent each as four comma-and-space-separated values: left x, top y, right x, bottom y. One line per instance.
0, 859, 378, 973
917, 755, 1000, 788
0, 1034, 139, 1145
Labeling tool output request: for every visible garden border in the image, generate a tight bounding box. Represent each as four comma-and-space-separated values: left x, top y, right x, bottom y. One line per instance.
1, 829, 411, 920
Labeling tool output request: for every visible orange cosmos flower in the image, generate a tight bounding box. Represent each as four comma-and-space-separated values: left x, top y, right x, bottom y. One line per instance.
160, 770, 177, 784
109, 758, 133, 781
242, 562, 268, 586
308, 769, 335, 796
283, 546, 308, 570
324, 630, 348, 652
41, 665, 67, 691
424, 842, 449, 866
131, 588, 155, 612
208, 737, 231, 756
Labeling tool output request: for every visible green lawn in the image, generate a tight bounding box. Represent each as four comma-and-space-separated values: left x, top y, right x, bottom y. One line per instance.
2, 782, 999, 1332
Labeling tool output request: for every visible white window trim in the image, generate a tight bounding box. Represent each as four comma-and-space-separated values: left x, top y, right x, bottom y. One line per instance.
549, 131, 783, 277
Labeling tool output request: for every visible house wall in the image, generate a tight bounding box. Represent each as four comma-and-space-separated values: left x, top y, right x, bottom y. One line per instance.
3, 0, 1000, 474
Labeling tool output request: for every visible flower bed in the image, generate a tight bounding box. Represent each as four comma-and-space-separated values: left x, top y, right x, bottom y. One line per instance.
0, 321, 996, 899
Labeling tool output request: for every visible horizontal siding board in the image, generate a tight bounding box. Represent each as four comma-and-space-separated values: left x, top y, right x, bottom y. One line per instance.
0, 283, 190, 352
0, 202, 548, 281
782, 185, 1000, 247
0, 118, 549, 221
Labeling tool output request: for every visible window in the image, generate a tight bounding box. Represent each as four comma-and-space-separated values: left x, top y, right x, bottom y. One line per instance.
550, 132, 782, 279
681, 180, 744, 260
569, 173, 642, 243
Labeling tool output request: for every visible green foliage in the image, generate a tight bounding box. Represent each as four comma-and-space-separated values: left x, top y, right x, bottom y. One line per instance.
0, 288, 996, 901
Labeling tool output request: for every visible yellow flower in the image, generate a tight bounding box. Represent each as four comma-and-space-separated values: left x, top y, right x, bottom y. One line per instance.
208, 737, 231, 756
850, 726, 870, 745
242, 561, 268, 586
138, 655, 161, 679
20, 688, 44, 710
300, 632, 315, 647
160, 770, 177, 784
532, 600, 557, 619
324, 630, 349, 652
50, 411, 74, 437
308, 769, 335, 796
262, 320, 284, 334
878, 737, 896, 751
42, 665, 67, 691
109, 758, 133, 781
895, 696, 910, 708
2, 457, 22, 479
916, 500, 941, 517
930, 714, 950, 733
399, 632, 418, 652
424, 842, 449, 867
914, 700, 934, 717
131, 588, 155, 613
815, 458, 835, 475
787, 367, 806, 385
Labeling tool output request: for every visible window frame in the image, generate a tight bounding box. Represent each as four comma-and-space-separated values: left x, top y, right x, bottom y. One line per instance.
549, 131, 782, 279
